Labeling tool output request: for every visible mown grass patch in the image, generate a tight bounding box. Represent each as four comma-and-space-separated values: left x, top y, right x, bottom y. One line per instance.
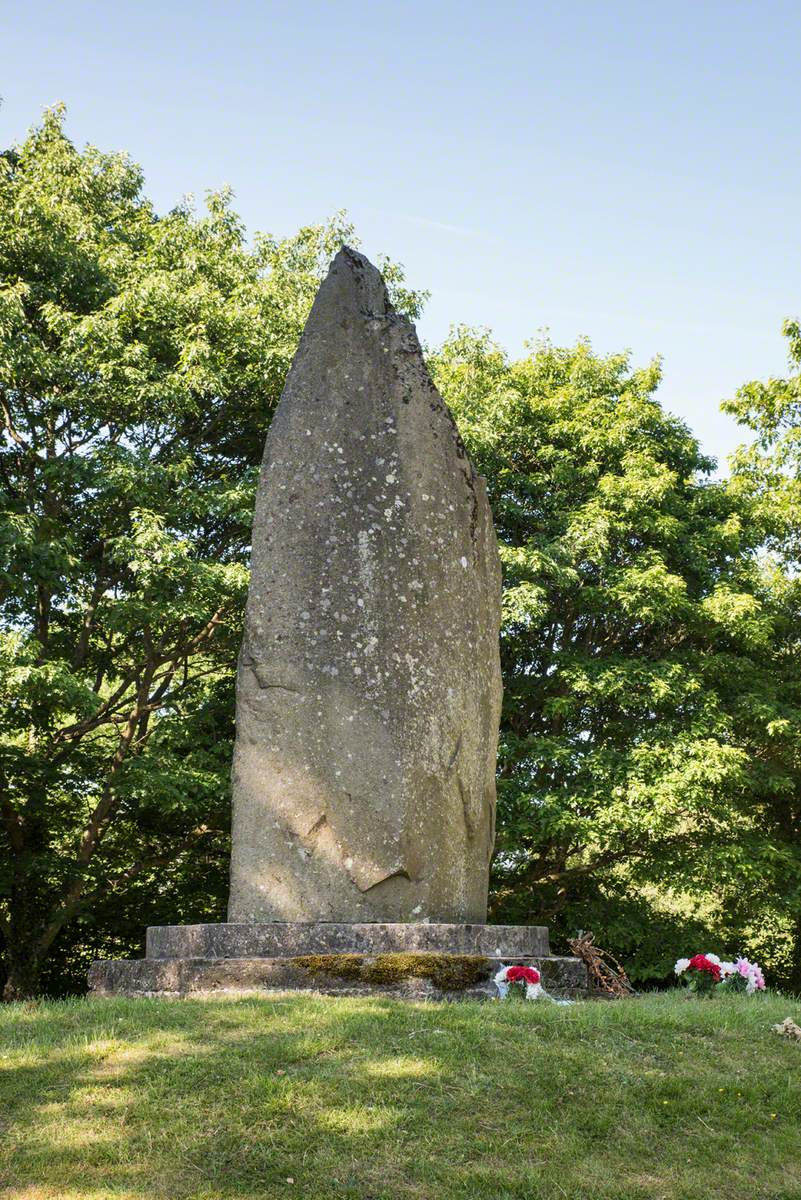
1, 990, 800, 1199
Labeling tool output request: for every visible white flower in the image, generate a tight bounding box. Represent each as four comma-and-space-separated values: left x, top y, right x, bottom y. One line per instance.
704, 953, 721, 965
525, 982, 544, 1000
674, 958, 690, 975
719, 961, 736, 979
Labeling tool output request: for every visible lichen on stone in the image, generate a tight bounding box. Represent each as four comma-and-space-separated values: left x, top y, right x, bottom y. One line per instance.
366, 952, 491, 990
292, 954, 364, 981
291, 951, 491, 991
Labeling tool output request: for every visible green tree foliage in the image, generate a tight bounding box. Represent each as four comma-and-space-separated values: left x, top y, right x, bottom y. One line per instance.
0, 107, 422, 998
3, 108, 799, 998
722, 323, 801, 989
431, 329, 801, 982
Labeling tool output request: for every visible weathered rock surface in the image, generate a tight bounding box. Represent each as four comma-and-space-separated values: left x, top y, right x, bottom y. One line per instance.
228, 247, 503, 924
146, 922, 550, 960
88, 954, 588, 1000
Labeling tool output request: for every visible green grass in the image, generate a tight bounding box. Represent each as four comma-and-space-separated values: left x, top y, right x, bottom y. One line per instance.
1, 991, 800, 1200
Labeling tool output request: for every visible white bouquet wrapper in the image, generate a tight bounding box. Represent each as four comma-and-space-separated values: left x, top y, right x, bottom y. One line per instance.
493, 965, 573, 1004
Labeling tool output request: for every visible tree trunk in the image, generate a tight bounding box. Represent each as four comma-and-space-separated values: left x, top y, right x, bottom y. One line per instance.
788, 911, 801, 995
2, 921, 41, 1001
2, 844, 46, 1002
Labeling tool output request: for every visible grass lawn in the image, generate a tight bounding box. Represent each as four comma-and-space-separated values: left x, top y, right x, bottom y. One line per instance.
1, 990, 800, 1200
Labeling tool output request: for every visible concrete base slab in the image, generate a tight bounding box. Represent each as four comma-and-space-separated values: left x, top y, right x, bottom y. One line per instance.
89, 922, 587, 1001
145, 921, 551, 960
88, 952, 588, 1001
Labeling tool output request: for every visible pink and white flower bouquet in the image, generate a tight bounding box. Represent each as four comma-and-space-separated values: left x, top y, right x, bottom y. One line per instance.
719, 957, 766, 995
674, 952, 766, 996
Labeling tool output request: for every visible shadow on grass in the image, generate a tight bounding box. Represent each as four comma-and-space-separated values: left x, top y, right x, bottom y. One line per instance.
1, 992, 800, 1200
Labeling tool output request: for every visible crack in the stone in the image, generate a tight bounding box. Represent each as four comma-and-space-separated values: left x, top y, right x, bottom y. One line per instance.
247, 663, 300, 694
458, 776, 477, 840
360, 868, 412, 893
305, 813, 328, 839
447, 735, 463, 771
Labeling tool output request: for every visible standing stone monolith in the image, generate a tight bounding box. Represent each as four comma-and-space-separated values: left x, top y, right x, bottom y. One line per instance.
228, 247, 502, 925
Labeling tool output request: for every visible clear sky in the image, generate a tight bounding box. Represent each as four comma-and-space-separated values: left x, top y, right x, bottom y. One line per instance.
3, 0, 800, 466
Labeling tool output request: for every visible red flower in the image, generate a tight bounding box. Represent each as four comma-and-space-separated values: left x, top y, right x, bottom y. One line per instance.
506, 966, 541, 985
687, 954, 721, 981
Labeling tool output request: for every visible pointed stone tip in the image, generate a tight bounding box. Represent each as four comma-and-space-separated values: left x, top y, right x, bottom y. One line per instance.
327, 245, 392, 315
332, 244, 376, 273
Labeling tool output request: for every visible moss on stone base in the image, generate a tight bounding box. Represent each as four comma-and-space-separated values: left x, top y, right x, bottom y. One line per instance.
291, 952, 492, 991
291, 954, 365, 981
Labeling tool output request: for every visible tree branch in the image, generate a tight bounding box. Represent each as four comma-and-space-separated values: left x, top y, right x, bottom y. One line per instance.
35, 669, 153, 956
51, 609, 224, 749
0, 393, 33, 454
72, 553, 106, 669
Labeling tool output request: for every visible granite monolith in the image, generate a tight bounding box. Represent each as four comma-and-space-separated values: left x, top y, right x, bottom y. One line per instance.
227, 247, 502, 925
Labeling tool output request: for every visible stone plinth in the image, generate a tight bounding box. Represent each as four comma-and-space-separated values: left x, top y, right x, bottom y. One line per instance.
89, 952, 587, 1001
145, 921, 551, 960
89, 921, 588, 1001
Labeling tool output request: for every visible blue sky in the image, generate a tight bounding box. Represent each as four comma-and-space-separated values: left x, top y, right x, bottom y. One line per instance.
3, 0, 800, 465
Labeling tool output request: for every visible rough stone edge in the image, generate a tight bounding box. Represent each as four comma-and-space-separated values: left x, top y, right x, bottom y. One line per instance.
88, 954, 588, 1002
145, 922, 551, 960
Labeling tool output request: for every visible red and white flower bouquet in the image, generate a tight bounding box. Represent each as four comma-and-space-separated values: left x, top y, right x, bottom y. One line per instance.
493, 964, 543, 1000
674, 953, 722, 995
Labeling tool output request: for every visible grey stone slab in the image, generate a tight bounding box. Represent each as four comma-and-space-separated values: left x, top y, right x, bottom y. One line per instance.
229, 248, 503, 925
146, 921, 550, 960
89, 954, 588, 1001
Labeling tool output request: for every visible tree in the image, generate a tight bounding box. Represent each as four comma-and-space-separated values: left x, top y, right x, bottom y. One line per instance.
5, 108, 798, 998
722, 322, 801, 990
0, 107, 422, 998
431, 329, 796, 980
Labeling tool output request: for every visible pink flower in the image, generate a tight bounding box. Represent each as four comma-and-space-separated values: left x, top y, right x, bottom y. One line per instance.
734, 957, 766, 992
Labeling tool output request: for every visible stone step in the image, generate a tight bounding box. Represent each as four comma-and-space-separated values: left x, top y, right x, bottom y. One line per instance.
88, 952, 587, 1001
145, 921, 551, 960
